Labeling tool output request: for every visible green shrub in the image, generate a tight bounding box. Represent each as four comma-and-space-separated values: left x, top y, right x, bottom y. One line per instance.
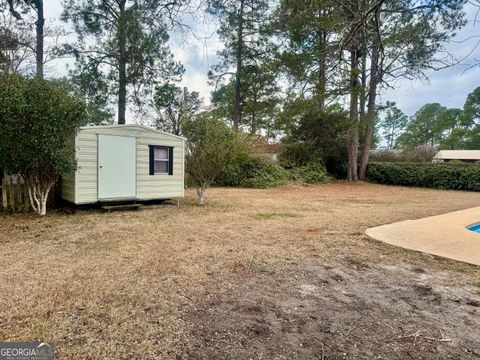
369, 146, 436, 163
367, 162, 480, 191
216, 157, 330, 188
216, 157, 288, 188
287, 162, 330, 184
278, 142, 318, 167
278, 141, 347, 178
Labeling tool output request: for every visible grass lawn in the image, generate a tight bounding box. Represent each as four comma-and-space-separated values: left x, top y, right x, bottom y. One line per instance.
1, 183, 480, 359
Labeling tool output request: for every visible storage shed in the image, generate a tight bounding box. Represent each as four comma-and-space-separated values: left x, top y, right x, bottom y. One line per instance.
62, 124, 185, 204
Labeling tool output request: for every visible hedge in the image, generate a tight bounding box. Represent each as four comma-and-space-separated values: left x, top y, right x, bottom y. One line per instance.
216, 157, 289, 188
367, 162, 480, 191
286, 162, 330, 184
215, 157, 330, 189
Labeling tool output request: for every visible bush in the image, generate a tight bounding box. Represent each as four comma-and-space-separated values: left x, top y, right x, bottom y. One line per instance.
367, 162, 480, 191
369, 146, 436, 163
216, 157, 330, 188
183, 112, 249, 205
217, 157, 289, 188
278, 142, 318, 167
0, 75, 86, 215
287, 162, 330, 184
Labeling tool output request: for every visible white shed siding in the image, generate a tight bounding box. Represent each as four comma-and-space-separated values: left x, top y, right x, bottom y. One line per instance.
61, 135, 76, 203
70, 125, 184, 204
61, 173, 75, 203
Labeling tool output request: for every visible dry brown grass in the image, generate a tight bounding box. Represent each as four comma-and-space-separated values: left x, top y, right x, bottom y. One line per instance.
0, 183, 480, 359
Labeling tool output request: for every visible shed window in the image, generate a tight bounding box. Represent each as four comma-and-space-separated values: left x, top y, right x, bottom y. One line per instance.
149, 145, 174, 175
154, 147, 169, 174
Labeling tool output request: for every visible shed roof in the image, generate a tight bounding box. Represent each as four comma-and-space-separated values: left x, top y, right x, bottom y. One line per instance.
433, 150, 480, 160
80, 123, 187, 140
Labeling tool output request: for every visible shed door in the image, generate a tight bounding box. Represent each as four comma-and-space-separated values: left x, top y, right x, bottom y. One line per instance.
98, 134, 136, 199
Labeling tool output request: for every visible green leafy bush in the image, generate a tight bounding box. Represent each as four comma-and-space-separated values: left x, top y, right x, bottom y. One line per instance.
216, 157, 330, 188
0, 75, 86, 215
278, 142, 318, 167
217, 157, 289, 188
367, 162, 480, 191
287, 162, 330, 184
183, 112, 249, 205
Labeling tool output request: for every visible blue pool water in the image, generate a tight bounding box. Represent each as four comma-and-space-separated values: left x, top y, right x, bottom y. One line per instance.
467, 224, 480, 233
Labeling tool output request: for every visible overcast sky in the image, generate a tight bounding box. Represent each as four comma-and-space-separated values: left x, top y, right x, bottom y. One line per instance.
43, 1, 480, 119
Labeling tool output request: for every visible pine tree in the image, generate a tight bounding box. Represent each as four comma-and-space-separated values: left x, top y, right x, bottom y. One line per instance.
62, 0, 184, 124
208, 0, 275, 130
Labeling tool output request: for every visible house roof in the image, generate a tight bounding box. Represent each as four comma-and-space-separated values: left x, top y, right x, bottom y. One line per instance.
80, 123, 187, 140
433, 150, 480, 160
254, 143, 282, 154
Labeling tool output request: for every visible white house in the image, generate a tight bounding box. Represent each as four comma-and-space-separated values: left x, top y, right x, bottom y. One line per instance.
432, 150, 480, 164
62, 124, 185, 204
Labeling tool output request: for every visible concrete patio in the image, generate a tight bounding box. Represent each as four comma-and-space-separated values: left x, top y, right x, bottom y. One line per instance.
366, 207, 480, 266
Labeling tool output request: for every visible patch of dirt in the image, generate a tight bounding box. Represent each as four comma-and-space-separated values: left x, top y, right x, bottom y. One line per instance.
179, 259, 480, 360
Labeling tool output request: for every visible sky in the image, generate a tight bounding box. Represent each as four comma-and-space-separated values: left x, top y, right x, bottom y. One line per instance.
42, 1, 480, 120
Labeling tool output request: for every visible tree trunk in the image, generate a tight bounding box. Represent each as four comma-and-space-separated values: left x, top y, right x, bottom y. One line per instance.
35, 0, 44, 78
347, 49, 360, 182
26, 177, 54, 216
117, 0, 127, 125
197, 185, 206, 206
317, 27, 327, 110
233, 0, 244, 130
358, 39, 380, 180
359, 53, 367, 119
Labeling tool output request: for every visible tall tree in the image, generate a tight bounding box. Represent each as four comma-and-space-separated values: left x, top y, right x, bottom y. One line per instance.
338, 0, 365, 182
379, 102, 408, 149
211, 64, 281, 137
274, 0, 340, 110
208, 0, 273, 130
5, 0, 44, 77
398, 103, 447, 148
356, 0, 467, 179
0, 12, 35, 74
463, 86, 480, 125
62, 0, 184, 125
460, 86, 480, 149
153, 83, 202, 136
437, 108, 464, 149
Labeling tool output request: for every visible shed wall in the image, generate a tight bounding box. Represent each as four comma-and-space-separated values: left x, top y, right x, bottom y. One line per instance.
61, 135, 76, 203
72, 125, 184, 204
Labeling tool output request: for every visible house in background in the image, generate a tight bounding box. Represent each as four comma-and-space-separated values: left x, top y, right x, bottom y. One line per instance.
432, 150, 480, 163
251, 135, 282, 162
62, 124, 185, 204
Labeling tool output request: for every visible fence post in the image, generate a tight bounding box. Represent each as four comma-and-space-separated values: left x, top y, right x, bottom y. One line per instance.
8, 179, 14, 210
1, 175, 7, 210
16, 181, 22, 212
23, 183, 30, 211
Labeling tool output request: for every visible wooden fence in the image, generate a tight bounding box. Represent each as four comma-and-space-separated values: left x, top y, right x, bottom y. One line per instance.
1, 175, 30, 212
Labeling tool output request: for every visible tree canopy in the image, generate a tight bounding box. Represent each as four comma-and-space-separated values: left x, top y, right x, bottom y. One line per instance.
62, 0, 184, 124
0, 75, 86, 215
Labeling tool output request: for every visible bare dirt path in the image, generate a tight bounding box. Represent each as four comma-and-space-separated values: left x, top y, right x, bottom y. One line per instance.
180, 260, 480, 359
0, 183, 479, 359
